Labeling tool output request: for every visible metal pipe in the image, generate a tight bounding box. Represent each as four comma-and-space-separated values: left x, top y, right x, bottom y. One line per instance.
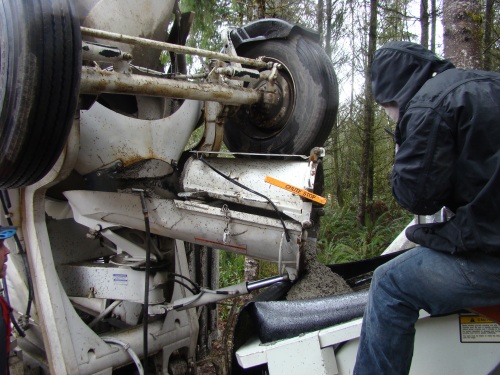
80, 67, 276, 106
247, 275, 289, 291
171, 282, 249, 311
81, 27, 270, 69
88, 300, 122, 328
82, 42, 132, 63
136, 189, 152, 374
158, 275, 289, 312
214, 67, 262, 83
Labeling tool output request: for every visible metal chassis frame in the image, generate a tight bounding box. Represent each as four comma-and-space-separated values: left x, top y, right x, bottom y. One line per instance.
5, 22, 326, 374
79, 27, 278, 107
16, 118, 199, 374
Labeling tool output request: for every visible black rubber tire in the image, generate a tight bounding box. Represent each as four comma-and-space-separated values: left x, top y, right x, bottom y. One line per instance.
0, 0, 81, 188
224, 34, 339, 155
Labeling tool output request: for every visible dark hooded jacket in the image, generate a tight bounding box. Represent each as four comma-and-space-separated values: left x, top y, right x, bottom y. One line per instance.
372, 41, 500, 253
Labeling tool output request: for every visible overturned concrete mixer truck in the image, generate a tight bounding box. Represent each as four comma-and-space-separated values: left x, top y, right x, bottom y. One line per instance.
1, 1, 499, 374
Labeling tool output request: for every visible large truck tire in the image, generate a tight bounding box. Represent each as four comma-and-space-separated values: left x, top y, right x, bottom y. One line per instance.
0, 0, 81, 188
224, 34, 339, 156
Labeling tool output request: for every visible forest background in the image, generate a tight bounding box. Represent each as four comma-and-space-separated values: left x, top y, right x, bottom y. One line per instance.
177, 0, 500, 282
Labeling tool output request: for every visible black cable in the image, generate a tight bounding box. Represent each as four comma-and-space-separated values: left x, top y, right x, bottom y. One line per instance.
198, 156, 291, 242
137, 190, 151, 373
0, 191, 33, 318
173, 280, 197, 295
170, 272, 200, 293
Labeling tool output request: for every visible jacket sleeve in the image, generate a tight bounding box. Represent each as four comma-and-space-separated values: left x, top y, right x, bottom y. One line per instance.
391, 107, 455, 215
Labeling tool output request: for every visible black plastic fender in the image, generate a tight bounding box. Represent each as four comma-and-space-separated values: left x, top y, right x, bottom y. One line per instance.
230, 18, 320, 49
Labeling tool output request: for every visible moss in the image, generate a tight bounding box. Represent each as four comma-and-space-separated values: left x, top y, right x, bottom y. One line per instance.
468, 12, 483, 24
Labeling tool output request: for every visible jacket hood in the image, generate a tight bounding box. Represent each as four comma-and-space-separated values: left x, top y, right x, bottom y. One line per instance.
371, 42, 455, 113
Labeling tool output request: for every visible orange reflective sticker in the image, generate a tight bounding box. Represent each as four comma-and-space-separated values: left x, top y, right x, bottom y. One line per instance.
265, 176, 327, 205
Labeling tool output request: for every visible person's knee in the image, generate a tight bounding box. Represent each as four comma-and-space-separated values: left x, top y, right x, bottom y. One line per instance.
372, 249, 426, 290
372, 257, 397, 285
367, 264, 394, 305
370, 256, 409, 300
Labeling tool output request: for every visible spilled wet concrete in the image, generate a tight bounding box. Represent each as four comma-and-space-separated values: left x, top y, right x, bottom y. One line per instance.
286, 239, 352, 301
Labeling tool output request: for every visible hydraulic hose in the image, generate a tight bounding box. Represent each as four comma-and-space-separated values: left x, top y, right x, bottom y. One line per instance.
134, 189, 152, 373
102, 337, 144, 375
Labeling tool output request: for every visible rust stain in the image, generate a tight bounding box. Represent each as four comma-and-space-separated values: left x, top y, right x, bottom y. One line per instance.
110, 147, 157, 167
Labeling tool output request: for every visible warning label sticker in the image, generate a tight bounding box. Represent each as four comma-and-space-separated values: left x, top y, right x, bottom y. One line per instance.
459, 313, 500, 343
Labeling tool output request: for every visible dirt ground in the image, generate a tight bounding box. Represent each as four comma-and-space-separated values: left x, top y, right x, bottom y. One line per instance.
9, 355, 23, 375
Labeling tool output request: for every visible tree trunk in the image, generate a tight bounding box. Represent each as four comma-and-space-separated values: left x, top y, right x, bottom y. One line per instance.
318, 0, 324, 44
420, 0, 429, 48
253, 0, 266, 20
325, 0, 333, 56
332, 123, 343, 207
443, 0, 483, 69
430, 0, 437, 52
357, 0, 378, 226
484, 0, 494, 70
189, 245, 219, 359
367, 140, 374, 203
244, 257, 259, 281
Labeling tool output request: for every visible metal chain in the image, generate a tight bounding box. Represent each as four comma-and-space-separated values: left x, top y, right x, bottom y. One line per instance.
221, 204, 231, 244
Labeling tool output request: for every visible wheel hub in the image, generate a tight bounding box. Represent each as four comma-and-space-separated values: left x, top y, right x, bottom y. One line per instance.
244, 66, 295, 136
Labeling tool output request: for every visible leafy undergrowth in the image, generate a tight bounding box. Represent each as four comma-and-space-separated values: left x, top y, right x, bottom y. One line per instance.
317, 203, 413, 264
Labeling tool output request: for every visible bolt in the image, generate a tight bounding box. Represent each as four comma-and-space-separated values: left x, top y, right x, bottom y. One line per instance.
302, 220, 313, 229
